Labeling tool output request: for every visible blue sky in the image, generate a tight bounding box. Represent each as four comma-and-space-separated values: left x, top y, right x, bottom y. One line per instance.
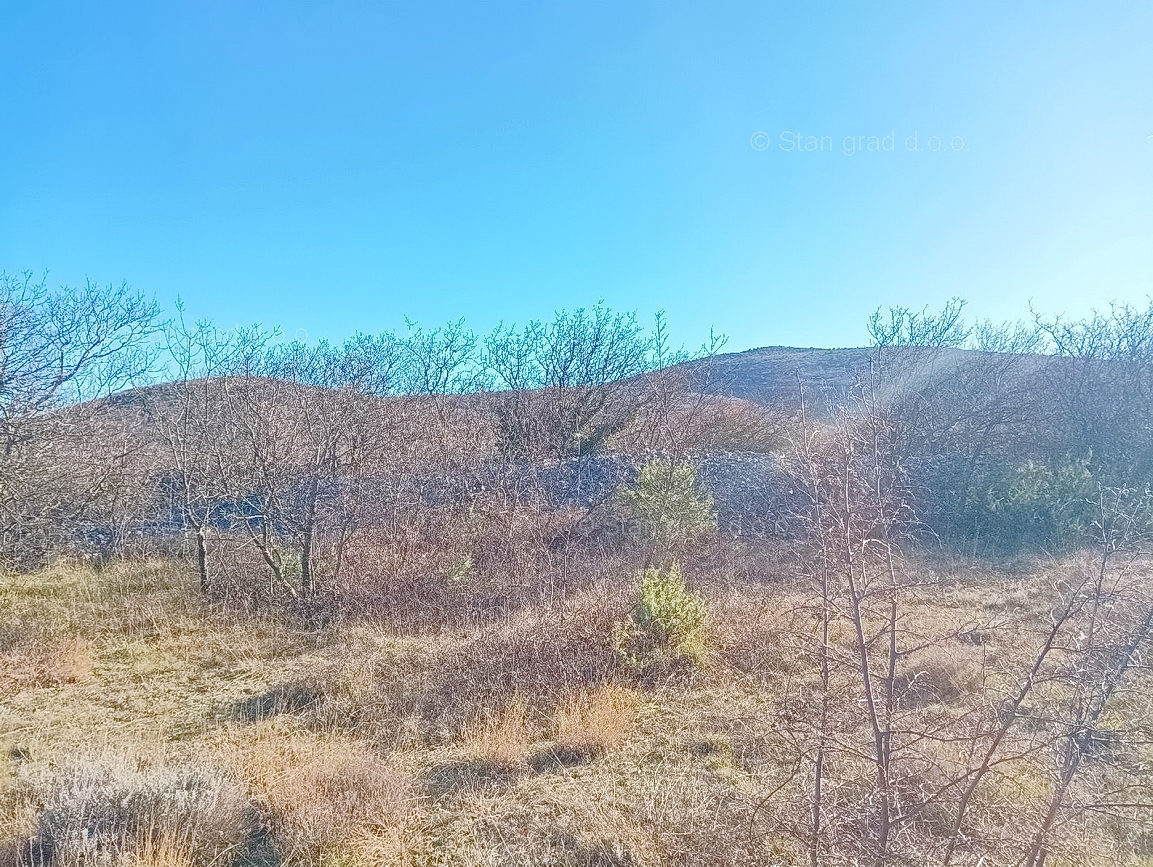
2, 1, 1150, 351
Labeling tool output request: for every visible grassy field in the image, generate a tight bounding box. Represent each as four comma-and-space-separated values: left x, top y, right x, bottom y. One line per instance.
1, 555, 1150, 866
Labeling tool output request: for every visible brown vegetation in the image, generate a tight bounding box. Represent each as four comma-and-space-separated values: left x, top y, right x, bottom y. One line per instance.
2, 282, 1153, 864
551, 684, 639, 758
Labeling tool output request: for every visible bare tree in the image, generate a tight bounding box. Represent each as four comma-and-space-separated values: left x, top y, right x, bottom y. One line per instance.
0, 272, 159, 565
765, 301, 1153, 865
483, 305, 659, 461
1034, 300, 1153, 488
151, 314, 276, 591
197, 333, 409, 600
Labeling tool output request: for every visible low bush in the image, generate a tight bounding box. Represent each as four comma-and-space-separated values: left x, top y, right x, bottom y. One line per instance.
613, 562, 708, 671
979, 456, 1097, 552
407, 585, 627, 735
618, 459, 716, 559
28, 761, 253, 867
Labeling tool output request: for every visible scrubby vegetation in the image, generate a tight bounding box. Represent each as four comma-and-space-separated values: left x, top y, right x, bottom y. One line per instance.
612, 562, 708, 671
3, 551, 1150, 866
2, 275, 1152, 865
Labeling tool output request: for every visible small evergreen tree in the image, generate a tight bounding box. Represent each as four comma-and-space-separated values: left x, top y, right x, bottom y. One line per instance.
984, 455, 1097, 551
618, 459, 716, 562
613, 561, 708, 670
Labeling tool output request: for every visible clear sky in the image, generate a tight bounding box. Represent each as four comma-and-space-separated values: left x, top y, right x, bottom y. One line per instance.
2, 1, 1150, 351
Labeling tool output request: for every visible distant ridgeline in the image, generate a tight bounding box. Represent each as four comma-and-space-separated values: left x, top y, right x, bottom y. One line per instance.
74, 341, 1153, 562
10, 334, 1153, 569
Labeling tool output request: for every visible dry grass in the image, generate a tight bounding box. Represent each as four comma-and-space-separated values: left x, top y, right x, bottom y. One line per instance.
205, 723, 426, 864
0, 632, 94, 695
121, 837, 198, 867
0, 556, 1150, 866
458, 695, 535, 770
312, 583, 632, 742
552, 684, 638, 758
894, 640, 986, 709
268, 750, 419, 864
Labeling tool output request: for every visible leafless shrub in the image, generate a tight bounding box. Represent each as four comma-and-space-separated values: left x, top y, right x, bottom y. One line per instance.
0, 273, 160, 568
25, 761, 252, 867
262, 748, 419, 864
417, 585, 628, 734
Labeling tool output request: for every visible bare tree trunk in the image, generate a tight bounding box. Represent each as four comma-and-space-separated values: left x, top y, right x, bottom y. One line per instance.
195, 524, 209, 592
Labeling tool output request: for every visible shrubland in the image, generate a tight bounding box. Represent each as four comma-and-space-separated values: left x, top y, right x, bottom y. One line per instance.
1, 275, 1152, 865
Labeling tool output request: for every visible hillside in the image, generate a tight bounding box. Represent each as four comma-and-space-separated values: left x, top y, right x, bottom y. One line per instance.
96, 344, 1047, 425
59, 343, 1062, 531
4, 339, 1153, 867
657, 345, 877, 406
657, 343, 1056, 413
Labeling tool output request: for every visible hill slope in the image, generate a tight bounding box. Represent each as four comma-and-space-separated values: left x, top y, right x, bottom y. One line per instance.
658, 344, 1053, 412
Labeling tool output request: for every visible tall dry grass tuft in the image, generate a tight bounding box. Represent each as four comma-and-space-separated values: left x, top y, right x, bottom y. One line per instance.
459, 695, 535, 771
120, 835, 198, 867
23, 760, 253, 867
552, 684, 639, 759
270, 754, 418, 865
214, 727, 423, 866
0, 795, 38, 867
0, 624, 94, 695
